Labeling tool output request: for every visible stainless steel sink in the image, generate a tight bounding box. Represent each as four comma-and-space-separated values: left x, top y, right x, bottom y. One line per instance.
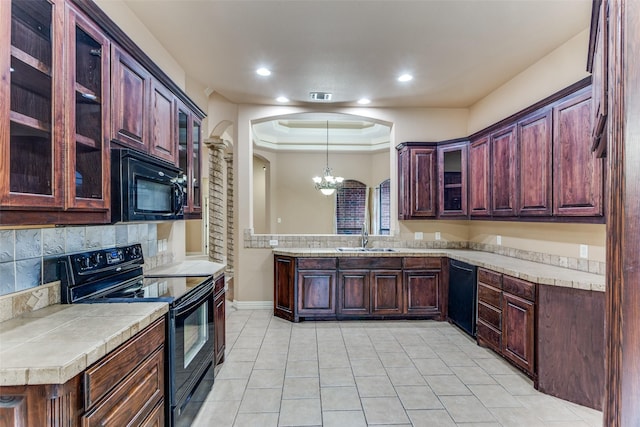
336, 247, 397, 252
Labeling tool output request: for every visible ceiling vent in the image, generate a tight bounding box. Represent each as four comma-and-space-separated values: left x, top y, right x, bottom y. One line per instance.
309, 92, 333, 101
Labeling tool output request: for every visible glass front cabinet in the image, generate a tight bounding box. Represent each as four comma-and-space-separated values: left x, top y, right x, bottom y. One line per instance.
1, 0, 110, 223
176, 100, 202, 217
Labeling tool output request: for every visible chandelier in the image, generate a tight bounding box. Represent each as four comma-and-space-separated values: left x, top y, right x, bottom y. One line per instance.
313, 121, 344, 196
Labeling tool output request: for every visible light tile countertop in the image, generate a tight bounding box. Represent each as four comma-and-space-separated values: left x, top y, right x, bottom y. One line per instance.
0, 302, 167, 386
145, 256, 226, 277
273, 248, 605, 292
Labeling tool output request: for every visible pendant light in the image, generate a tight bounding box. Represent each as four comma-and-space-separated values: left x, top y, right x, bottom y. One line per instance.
312, 121, 344, 196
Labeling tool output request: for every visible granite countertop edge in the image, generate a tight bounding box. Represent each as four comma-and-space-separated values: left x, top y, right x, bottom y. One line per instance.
272, 248, 605, 292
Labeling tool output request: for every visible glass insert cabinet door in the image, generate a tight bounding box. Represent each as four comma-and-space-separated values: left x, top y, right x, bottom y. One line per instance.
176, 100, 202, 215
65, 4, 110, 210
2, 0, 64, 208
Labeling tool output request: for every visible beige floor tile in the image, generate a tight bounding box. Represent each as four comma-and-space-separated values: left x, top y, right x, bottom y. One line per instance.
492, 373, 537, 395
474, 355, 521, 374
403, 344, 438, 359
192, 399, 240, 427
238, 388, 282, 413
207, 378, 248, 401
321, 386, 362, 411
283, 377, 320, 399
395, 385, 442, 410
406, 409, 457, 427
488, 407, 548, 427
233, 412, 279, 427
285, 360, 319, 378
232, 335, 264, 349
320, 367, 355, 387
516, 394, 586, 422
350, 357, 387, 377
216, 361, 255, 380
318, 353, 351, 368
377, 351, 413, 368
278, 398, 322, 426
247, 368, 285, 389
385, 366, 426, 386
437, 350, 480, 367
322, 410, 367, 427
253, 352, 288, 370
355, 375, 396, 397
439, 395, 497, 423
468, 384, 524, 408
413, 357, 454, 375
228, 346, 261, 362
424, 374, 471, 396
451, 366, 498, 385
360, 396, 411, 424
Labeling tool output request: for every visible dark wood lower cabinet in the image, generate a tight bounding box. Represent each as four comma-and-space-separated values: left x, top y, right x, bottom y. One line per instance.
297, 269, 336, 316
536, 285, 605, 410
0, 317, 165, 427
214, 274, 226, 366
338, 270, 370, 316
275, 256, 445, 321
501, 293, 535, 375
370, 270, 403, 315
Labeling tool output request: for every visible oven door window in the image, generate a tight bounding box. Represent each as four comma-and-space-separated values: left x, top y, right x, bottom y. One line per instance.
183, 303, 208, 369
135, 176, 172, 213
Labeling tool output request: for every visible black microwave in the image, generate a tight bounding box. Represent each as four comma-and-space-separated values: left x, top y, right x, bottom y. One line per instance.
111, 148, 185, 222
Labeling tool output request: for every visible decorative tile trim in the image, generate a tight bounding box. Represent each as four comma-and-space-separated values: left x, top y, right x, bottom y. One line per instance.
244, 230, 605, 275
0, 281, 60, 323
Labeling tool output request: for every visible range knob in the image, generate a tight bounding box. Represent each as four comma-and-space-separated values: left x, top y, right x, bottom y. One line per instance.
89, 253, 102, 267
76, 256, 90, 270
130, 246, 142, 258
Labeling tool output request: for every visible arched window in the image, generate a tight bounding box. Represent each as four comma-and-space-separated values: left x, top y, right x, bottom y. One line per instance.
336, 180, 367, 234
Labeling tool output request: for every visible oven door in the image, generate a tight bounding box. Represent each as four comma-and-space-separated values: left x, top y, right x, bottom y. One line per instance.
170, 278, 215, 414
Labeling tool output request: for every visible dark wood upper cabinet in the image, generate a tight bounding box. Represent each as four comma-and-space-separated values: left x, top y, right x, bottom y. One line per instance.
588, 0, 607, 158
65, 4, 110, 211
469, 136, 491, 217
438, 142, 468, 217
148, 79, 176, 164
111, 45, 150, 151
490, 125, 518, 216
1, 0, 65, 210
553, 90, 604, 216
518, 110, 552, 216
397, 144, 437, 219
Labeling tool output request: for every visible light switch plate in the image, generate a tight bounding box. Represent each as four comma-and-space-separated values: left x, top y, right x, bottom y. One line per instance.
414, 232, 423, 240
580, 244, 588, 259
269, 239, 279, 246
435, 232, 441, 241
496, 235, 502, 246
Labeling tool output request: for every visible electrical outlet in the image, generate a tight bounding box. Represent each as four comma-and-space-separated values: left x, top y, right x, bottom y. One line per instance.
277, 217, 282, 224
496, 235, 502, 246
580, 244, 589, 259
269, 239, 279, 246
414, 232, 423, 240
435, 232, 441, 241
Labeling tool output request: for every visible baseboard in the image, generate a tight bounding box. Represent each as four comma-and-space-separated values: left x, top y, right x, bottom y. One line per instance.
232, 300, 272, 310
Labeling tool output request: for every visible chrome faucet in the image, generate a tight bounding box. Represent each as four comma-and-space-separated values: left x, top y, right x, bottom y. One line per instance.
361, 222, 369, 249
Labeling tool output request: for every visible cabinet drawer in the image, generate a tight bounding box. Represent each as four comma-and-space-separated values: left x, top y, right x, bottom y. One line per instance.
298, 258, 337, 270
403, 257, 441, 270
339, 257, 402, 270
503, 276, 536, 302
478, 301, 501, 330
477, 320, 501, 352
478, 283, 501, 308
478, 268, 502, 288
83, 347, 164, 427
84, 317, 165, 409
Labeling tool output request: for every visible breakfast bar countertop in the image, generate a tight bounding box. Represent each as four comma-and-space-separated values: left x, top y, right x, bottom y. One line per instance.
272, 248, 605, 292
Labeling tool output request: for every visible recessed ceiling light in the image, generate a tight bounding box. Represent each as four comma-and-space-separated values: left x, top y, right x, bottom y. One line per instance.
276, 96, 289, 103
357, 98, 371, 105
398, 73, 413, 82
256, 67, 271, 76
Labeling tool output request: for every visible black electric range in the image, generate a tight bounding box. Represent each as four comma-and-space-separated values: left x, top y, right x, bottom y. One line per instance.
60, 244, 216, 427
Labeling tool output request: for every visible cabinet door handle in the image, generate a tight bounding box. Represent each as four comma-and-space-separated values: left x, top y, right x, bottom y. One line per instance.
81, 93, 97, 101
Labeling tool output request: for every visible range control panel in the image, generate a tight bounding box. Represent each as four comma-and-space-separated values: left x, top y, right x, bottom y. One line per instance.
71, 243, 144, 273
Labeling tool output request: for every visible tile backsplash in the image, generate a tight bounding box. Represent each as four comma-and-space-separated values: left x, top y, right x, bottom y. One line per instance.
0, 223, 165, 297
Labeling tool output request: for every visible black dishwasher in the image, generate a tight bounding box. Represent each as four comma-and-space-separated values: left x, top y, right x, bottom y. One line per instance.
448, 259, 477, 337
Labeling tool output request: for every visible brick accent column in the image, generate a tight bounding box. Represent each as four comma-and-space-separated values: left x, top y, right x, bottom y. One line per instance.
204, 138, 227, 264
225, 153, 234, 276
